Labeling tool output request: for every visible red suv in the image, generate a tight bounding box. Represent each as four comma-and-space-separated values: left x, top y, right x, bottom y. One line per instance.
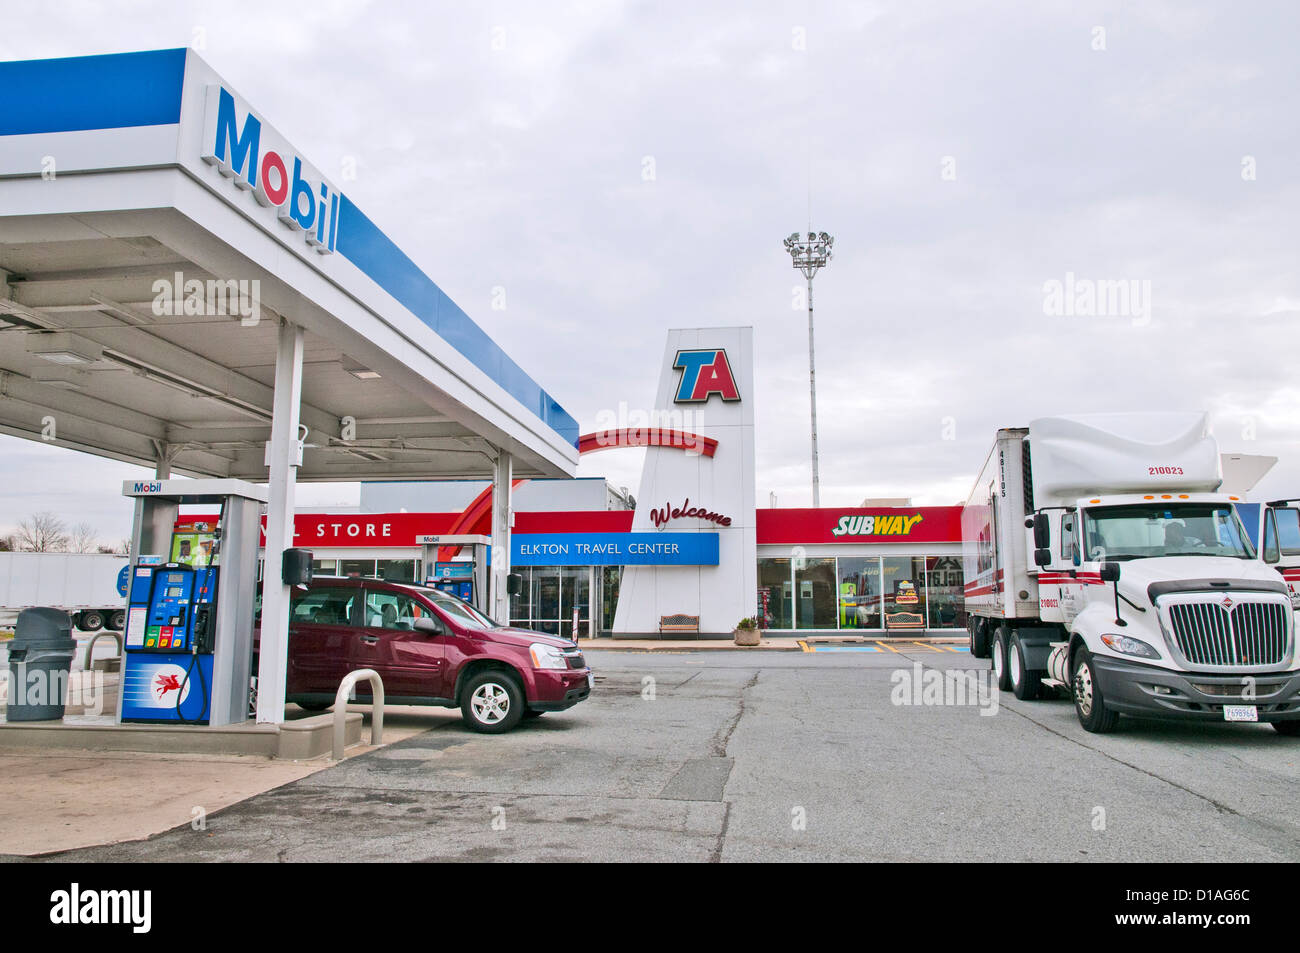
253, 577, 592, 733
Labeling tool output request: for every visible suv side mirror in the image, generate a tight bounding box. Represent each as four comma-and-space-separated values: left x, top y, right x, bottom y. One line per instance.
413, 617, 444, 636
1099, 562, 1121, 583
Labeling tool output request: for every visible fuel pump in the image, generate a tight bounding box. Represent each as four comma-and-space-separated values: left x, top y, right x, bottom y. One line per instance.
118, 480, 266, 727
417, 534, 490, 612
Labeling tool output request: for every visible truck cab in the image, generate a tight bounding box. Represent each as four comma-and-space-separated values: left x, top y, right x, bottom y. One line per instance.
965, 414, 1300, 735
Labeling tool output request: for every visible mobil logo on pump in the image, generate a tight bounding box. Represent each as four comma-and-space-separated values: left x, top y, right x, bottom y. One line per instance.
200, 86, 341, 254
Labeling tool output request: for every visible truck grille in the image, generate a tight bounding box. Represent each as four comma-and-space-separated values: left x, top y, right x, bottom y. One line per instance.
1167, 600, 1290, 667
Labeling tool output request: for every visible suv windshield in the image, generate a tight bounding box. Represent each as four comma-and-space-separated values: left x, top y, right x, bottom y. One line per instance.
1082, 503, 1255, 561
428, 592, 498, 629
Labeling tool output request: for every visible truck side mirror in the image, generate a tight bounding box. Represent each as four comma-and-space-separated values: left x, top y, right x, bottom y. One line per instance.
1034, 547, 1052, 567
1032, 513, 1051, 549
1099, 562, 1121, 583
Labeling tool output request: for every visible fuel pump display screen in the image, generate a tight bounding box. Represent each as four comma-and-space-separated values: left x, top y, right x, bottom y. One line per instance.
145, 571, 194, 651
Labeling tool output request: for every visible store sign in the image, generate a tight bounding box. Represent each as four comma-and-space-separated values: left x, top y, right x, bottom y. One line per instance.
672, 349, 740, 403
832, 513, 924, 537
649, 498, 732, 530
201, 85, 341, 254
513, 533, 719, 566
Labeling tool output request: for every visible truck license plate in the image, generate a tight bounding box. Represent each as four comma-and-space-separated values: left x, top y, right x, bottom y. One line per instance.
1223, 705, 1258, 722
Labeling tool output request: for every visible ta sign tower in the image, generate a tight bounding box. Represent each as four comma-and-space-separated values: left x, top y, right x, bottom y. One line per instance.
613, 327, 757, 636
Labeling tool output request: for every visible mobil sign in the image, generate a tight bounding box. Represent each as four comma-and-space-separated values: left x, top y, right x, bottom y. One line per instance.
200, 85, 341, 254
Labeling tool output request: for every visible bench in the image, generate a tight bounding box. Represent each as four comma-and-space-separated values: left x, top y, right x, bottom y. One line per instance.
659, 614, 700, 635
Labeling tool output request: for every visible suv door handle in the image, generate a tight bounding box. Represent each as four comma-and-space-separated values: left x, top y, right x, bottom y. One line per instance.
360, 635, 380, 644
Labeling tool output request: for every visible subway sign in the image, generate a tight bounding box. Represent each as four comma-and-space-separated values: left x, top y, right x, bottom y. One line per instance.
832, 513, 925, 537
201, 85, 341, 254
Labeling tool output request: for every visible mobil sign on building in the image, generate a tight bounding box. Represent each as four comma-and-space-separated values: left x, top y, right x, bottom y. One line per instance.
613, 328, 757, 636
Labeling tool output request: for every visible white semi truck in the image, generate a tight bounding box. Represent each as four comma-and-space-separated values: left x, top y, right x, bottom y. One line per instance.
0, 552, 128, 632
962, 413, 1300, 734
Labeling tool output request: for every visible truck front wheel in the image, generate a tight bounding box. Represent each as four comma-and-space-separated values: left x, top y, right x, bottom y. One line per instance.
1009, 634, 1041, 701
1072, 649, 1119, 733
992, 627, 1012, 692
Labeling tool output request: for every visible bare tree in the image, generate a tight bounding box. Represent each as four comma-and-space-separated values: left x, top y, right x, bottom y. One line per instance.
0, 535, 13, 552
14, 512, 69, 552
67, 522, 98, 553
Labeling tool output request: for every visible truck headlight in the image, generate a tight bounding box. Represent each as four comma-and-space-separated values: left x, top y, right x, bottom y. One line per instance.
1100, 633, 1161, 659
529, 643, 567, 670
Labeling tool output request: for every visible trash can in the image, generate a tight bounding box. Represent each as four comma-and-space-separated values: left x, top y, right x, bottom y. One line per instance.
6, 607, 76, 721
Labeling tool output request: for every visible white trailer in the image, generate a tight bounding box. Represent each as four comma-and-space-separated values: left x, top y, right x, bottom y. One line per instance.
962, 413, 1300, 734
0, 552, 129, 631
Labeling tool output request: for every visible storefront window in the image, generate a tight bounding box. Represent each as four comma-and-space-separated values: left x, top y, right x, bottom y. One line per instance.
339, 558, 376, 578
377, 559, 416, 582
837, 557, 882, 629
881, 556, 927, 632
925, 556, 966, 629
509, 566, 534, 627
757, 558, 793, 629
312, 559, 337, 576
794, 557, 837, 630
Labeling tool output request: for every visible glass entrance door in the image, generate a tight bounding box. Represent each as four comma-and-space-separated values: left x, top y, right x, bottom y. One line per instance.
507, 566, 591, 638
837, 557, 883, 630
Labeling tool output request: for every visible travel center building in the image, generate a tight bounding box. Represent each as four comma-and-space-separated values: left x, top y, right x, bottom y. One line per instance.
281, 328, 966, 638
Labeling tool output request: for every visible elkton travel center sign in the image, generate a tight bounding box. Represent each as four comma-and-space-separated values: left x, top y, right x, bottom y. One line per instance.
513, 533, 720, 567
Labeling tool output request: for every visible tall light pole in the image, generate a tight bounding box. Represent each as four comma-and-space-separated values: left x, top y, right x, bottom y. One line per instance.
784, 231, 833, 508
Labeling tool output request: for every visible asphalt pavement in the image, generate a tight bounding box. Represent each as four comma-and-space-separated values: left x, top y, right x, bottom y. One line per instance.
18, 649, 1300, 862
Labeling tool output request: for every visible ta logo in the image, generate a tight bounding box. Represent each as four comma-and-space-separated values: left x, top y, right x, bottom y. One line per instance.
672, 349, 740, 404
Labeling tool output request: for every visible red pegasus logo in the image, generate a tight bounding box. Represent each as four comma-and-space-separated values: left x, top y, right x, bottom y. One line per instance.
154, 673, 182, 699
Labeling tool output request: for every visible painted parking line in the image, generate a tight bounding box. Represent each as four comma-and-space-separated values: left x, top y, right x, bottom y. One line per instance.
799, 640, 972, 654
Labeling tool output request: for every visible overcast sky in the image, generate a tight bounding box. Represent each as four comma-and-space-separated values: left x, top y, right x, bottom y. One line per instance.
2, 0, 1297, 545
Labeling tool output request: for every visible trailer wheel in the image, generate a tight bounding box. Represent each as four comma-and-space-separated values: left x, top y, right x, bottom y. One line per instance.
970, 620, 989, 659
1072, 649, 1119, 733
992, 627, 1012, 692
77, 610, 105, 632
1009, 634, 1041, 700
107, 610, 126, 631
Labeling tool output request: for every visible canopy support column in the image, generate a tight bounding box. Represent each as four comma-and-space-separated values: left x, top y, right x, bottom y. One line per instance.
490, 450, 512, 622
256, 320, 304, 724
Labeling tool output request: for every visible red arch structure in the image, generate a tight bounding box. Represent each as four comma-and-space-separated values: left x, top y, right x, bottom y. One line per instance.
577, 429, 717, 458
436, 429, 718, 559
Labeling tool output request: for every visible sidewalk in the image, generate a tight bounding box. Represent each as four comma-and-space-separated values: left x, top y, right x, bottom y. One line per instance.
580, 635, 971, 652
0, 705, 442, 856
